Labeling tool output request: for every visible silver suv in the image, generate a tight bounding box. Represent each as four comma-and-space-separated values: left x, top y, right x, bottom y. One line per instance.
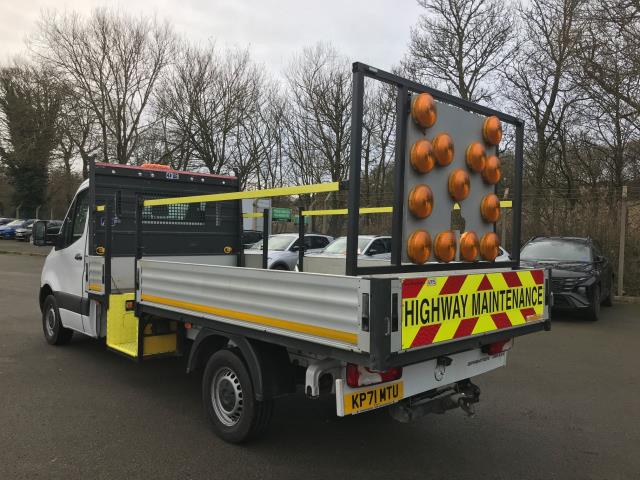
244, 233, 333, 270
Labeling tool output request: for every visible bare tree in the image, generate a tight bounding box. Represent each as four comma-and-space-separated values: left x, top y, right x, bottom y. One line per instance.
284, 44, 351, 194
504, 0, 584, 228
578, 0, 640, 116
404, 0, 516, 102
32, 9, 175, 164
156, 44, 263, 185
576, 0, 640, 187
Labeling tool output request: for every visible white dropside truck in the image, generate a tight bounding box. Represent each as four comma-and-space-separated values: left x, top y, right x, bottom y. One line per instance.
34, 63, 550, 443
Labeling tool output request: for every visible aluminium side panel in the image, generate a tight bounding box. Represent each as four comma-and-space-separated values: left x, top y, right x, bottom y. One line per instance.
85, 256, 105, 294
137, 260, 367, 352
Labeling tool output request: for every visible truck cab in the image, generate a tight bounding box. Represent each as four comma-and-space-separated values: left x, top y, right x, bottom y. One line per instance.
35, 163, 239, 345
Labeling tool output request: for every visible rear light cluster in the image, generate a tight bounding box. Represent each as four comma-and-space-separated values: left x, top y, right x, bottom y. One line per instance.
406, 93, 505, 264
346, 364, 403, 388
482, 338, 514, 356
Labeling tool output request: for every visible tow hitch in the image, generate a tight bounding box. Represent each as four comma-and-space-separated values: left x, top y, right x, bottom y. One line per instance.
389, 379, 481, 423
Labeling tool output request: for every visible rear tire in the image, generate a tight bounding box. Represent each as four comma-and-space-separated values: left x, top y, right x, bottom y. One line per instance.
271, 264, 288, 271
42, 295, 73, 345
587, 286, 601, 321
602, 277, 614, 307
202, 348, 273, 443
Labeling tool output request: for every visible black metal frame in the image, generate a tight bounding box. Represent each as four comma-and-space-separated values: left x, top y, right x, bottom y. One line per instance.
297, 209, 305, 272
262, 208, 270, 269
346, 62, 525, 276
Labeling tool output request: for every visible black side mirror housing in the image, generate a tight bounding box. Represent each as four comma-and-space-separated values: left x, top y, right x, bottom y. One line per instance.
31, 221, 49, 246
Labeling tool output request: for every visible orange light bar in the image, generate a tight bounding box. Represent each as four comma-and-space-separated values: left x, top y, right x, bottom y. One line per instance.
483, 116, 503, 145
480, 232, 500, 261
407, 230, 432, 264
410, 139, 435, 174
411, 93, 437, 129
465, 142, 486, 173
482, 155, 501, 185
432, 133, 454, 166
434, 231, 456, 262
408, 184, 434, 219
448, 168, 470, 201
480, 193, 501, 223
459, 231, 479, 262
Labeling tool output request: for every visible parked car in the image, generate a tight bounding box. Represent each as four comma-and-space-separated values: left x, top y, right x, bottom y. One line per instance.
496, 246, 511, 262
313, 235, 392, 258
15, 224, 34, 242
242, 230, 263, 249
245, 233, 333, 270
520, 236, 613, 321
0, 218, 15, 226
0, 219, 36, 240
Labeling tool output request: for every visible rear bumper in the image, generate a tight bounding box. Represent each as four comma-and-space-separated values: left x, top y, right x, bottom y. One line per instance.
335, 347, 507, 416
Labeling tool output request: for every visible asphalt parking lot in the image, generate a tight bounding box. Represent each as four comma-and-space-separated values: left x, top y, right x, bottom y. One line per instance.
1, 251, 639, 480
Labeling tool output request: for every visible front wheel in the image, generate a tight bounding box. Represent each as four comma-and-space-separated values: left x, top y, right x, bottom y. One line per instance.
42, 295, 73, 345
587, 286, 601, 321
202, 349, 273, 443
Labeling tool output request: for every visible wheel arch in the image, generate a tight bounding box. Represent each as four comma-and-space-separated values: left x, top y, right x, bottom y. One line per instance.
187, 328, 295, 401
39, 284, 54, 313
270, 262, 290, 270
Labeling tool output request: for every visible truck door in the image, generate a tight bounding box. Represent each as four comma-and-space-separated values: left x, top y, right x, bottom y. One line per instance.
52, 188, 90, 334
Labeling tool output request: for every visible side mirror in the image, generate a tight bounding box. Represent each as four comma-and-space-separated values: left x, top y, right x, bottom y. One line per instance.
291, 245, 306, 252
32, 221, 49, 246
366, 248, 380, 256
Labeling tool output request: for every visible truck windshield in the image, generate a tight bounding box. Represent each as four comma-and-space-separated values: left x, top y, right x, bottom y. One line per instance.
249, 235, 295, 251
521, 240, 591, 262
323, 237, 371, 255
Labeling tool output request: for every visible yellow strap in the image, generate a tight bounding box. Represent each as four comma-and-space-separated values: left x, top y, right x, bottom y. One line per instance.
96, 205, 105, 212
242, 212, 264, 219
500, 200, 512, 208
302, 206, 392, 217
143, 182, 341, 207
140, 293, 358, 345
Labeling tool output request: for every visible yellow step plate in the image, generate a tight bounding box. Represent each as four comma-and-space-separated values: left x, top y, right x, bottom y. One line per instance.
106, 293, 138, 358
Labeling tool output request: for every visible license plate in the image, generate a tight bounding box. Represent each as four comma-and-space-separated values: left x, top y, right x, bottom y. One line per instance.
343, 381, 404, 415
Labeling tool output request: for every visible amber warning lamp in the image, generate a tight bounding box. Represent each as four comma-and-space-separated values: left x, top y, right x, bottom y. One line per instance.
482, 155, 502, 185
480, 193, 501, 223
407, 229, 432, 264
480, 232, 500, 261
465, 142, 486, 173
448, 168, 470, 201
411, 93, 437, 129
483, 116, 503, 145
408, 184, 434, 219
410, 139, 435, 174
459, 231, 480, 262
432, 133, 454, 166
434, 231, 457, 263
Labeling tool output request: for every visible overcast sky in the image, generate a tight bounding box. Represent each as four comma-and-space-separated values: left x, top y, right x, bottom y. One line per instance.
0, 0, 422, 73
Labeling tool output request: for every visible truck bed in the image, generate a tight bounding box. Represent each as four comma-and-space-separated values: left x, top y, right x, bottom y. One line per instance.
135, 259, 550, 369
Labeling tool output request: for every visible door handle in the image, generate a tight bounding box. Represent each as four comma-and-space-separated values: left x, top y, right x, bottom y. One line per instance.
75, 253, 83, 261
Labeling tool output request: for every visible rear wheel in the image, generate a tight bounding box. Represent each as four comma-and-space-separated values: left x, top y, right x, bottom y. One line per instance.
602, 277, 614, 307
271, 264, 288, 271
587, 286, 601, 321
42, 295, 73, 345
202, 349, 273, 443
